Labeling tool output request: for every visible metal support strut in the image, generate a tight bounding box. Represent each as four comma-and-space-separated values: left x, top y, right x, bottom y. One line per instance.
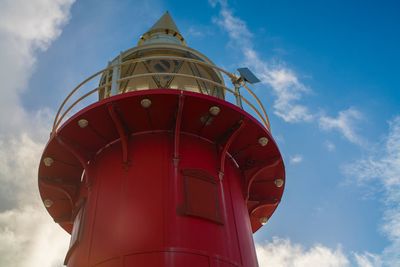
218, 120, 246, 179
56, 135, 91, 187
107, 104, 129, 165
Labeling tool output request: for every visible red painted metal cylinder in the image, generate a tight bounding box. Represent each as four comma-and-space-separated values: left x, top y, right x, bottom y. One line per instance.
39, 90, 284, 267
67, 132, 257, 267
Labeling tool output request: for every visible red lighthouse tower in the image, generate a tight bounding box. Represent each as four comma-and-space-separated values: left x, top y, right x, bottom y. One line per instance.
38, 12, 285, 267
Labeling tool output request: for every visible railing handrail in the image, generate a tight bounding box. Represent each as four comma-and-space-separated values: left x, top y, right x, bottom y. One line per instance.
52, 55, 271, 135
53, 55, 232, 130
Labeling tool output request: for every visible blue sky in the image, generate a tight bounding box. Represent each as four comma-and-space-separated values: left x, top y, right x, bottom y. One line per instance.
0, 0, 399, 266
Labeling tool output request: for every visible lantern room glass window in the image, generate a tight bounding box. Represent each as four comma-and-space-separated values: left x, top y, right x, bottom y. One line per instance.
99, 45, 225, 100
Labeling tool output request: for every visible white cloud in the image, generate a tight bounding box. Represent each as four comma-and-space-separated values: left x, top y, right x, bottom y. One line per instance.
211, 0, 313, 123
290, 154, 303, 164
0, 0, 75, 133
0, 133, 44, 210
256, 238, 350, 267
319, 108, 365, 145
0, 1, 166, 266
0, 0, 75, 266
0, 0, 74, 49
0, 131, 70, 267
344, 116, 400, 266
256, 239, 386, 267
0, 206, 68, 267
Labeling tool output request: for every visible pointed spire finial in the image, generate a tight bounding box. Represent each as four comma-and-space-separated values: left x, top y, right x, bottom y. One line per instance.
150, 11, 179, 33
138, 11, 186, 46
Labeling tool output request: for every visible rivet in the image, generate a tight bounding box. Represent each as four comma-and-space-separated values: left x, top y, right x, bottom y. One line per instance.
209, 106, 221, 116
259, 217, 268, 225
258, 137, 269, 146
78, 119, 89, 128
274, 178, 284, 188
43, 199, 53, 208
43, 157, 54, 167
140, 98, 152, 108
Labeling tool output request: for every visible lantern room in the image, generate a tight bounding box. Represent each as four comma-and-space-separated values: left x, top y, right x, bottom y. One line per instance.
99, 12, 225, 100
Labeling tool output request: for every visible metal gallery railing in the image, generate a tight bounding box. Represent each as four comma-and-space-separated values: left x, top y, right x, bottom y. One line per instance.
52, 56, 271, 134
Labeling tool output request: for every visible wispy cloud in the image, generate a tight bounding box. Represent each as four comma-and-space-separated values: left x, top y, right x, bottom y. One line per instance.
211, 0, 313, 123
185, 25, 216, 39
344, 116, 400, 266
290, 154, 303, 164
210, 0, 372, 148
319, 108, 365, 146
353, 252, 382, 267
210, 1, 392, 266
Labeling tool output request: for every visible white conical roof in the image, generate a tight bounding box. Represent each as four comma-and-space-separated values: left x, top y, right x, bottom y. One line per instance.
149, 11, 180, 33
138, 11, 186, 46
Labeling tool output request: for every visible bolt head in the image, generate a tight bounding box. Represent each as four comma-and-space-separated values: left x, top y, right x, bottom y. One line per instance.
259, 217, 268, 225
43, 199, 53, 208
43, 157, 54, 167
258, 137, 269, 146
140, 98, 152, 108
274, 178, 284, 188
78, 119, 89, 128
209, 106, 221, 116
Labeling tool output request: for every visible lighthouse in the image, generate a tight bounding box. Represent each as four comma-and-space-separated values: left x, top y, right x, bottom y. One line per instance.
38, 12, 285, 267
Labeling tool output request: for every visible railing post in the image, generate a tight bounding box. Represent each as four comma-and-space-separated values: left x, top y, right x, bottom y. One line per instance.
111, 53, 122, 96
234, 83, 243, 108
